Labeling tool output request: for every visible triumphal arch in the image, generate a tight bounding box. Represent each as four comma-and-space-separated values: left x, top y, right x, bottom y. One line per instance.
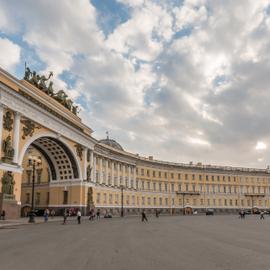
0, 67, 96, 218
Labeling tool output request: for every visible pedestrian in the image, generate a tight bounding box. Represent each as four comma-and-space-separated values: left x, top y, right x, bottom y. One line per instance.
155, 209, 159, 218
96, 209, 100, 220
260, 211, 265, 220
89, 209, 94, 221
50, 209, 55, 219
141, 210, 148, 222
63, 209, 68, 225
44, 209, 49, 222
77, 210, 82, 224
1, 210, 5, 220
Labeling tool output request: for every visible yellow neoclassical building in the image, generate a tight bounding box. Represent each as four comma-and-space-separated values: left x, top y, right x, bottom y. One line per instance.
0, 66, 270, 219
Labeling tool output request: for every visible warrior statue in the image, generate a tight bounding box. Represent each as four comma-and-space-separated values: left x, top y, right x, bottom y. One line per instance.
53, 90, 68, 106
30, 71, 40, 87
24, 67, 32, 81
2, 135, 14, 160
38, 71, 53, 92
3, 111, 13, 131
47, 81, 54, 96
1, 171, 15, 195
86, 165, 92, 181
72, 105, 80, 115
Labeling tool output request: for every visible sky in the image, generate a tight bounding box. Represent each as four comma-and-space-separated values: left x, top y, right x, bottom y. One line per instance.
1, 0, 270, 168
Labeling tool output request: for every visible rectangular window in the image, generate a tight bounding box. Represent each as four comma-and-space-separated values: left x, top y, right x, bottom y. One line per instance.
159, 171, 161, 178
153, 182, 156, 191
206, 175, 209, 181
199, 175, 202, 181
211, 175, 214, 181
153, 171, 156, 177
153, 197, 156, 205
147, 181, 150, 190
103, 193, 107, 203
185, 174, 188, 180
165, 198, 168, 206
159, 197, 162, 206
192, 174, 195, 181
171, 183, 174, 192
109, 194, 112, 204
178, 184, 181, 192
142, 197, 145, 205
178, 173, 181, 180
147, 170, 150, 177
147, 197, 151, 205
36, 192, 40, 205
141, 169, 144, 176
26, 193, 30, 204
63, 191, 68, 204
185, 184, 189, 191
171, 173, 174, 179
159, 183, 162, 191
165, 183, 168, 192
97, 193, 100, 203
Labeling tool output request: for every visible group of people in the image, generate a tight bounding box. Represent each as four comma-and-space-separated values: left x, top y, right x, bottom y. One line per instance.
239, 209, 268, 220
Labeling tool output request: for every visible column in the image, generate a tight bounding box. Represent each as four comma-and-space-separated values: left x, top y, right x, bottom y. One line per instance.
83, 148, 87, 180
117, 163, 120, 187
100, 157, 103, 184
93, 155, 96, 183
0, 104, 4, 158
128, 166, 131, 188
122, 165, 125, 186
133, 166, 136, 189
13, 112, 21, 164
105, 159, 108, 185
90, 150, 94, 182
111, 161, 114, 186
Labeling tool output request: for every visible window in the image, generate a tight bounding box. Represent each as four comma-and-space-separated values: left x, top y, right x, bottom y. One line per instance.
147, 181, 150, 190
206, 175, 209, 181
46, 192, 50, 204
115, 194, 119, 204
126, 195, 129, 205
103, 193, 107, 203
178, 184, 181, 192
63, 191, 68, 204
164, 172, 167, 178
159, 171, 161, 178
159, 183, 162, 191
165, 198, 168, 206
142, 181, 145, 190
217, 176, 220, 182
26, 170, 31, 184
199, 175, 202, 181
26, 193, 30, 204
136, 180, 139, 189
97, 193, 100, 203
141, 169, 144, 176
165, 183, 168, 192
178, 173, 181, 180
211, 175, 214, 181
171, 183, 174, 192
153, 182, 156, 191
147, 197, 151, 205
147, 170, 150, 177
192, 174, 195, 181
153, 171, 156, 177
185, 174, 188, 180
36, 192, 40, 205
109, 194, 112, 204
171, 173, 174, 179
153, 197, 157, 205
159, 197, 162, 206
185, 184, 189, 191
142, 197, 145, 205
192, 184, 195, 192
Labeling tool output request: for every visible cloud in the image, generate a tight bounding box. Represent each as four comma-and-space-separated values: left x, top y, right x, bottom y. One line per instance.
0, 37, 20, 71
2, 0, 270, 169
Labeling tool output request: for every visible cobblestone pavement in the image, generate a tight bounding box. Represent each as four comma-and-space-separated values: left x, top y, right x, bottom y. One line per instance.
0, 215, 270, 270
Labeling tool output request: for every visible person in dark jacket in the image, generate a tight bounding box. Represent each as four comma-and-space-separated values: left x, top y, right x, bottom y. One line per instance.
141, 210, 148, 222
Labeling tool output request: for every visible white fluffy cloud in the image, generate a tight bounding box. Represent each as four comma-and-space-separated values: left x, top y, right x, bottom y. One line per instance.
0, 37, 20, 71
1, 0, 270, 168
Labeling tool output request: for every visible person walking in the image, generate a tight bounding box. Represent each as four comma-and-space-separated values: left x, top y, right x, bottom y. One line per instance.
50, 209, 55, 219
141, 210, 148, 222
44, 209, 49, 222
77, 210, 82, 224
155, 209, 159, 218
260, 211, 265, 220
1, 210, 6, 220
96, 209, 100, 220
63, 209, 68, 225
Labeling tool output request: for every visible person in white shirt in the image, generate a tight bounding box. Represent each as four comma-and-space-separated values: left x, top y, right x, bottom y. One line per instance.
77, 210, 82, 224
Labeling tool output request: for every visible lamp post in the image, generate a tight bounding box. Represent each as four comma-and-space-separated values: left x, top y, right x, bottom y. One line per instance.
28, 155, 42, 223
120, 185, 124, 217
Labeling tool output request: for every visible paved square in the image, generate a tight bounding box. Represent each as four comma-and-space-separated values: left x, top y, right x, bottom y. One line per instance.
0, 215, 270, 270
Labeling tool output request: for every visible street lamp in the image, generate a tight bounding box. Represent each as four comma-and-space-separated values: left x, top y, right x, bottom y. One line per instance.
28, 155, 42, 223
120, 185, 124, 217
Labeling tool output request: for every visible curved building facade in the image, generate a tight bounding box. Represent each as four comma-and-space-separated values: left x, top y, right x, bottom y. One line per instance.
0, 67, 269, 218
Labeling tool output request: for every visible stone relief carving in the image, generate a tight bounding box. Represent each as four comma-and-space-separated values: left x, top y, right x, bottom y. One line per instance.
3, 110, 13, 131
2, 135, 14, 162
21, 118, 41, 139
1, 171, 15, 195
75, 144, 85, 161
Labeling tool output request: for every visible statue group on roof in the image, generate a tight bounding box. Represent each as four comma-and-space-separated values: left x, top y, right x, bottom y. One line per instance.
24, 64, 80, 116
